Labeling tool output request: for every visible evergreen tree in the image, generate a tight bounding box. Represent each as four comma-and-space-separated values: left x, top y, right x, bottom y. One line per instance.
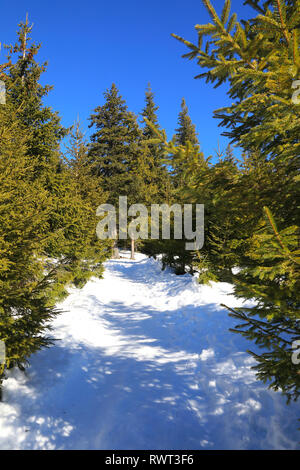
3, 15, 67, 182
0, 18, 110, 393
141, 84, 160, 141
88, 84, 141, 200
140, 83, 170, 201
172, 0, 299, 224
172, 0, 300, 401
224, 144, 235, 163
67, 118, 107, 209
88, 84, 147, 257
174, 98, 199, 148
0, 95, 59, 389
170, 99, 202, 190
63, 120, 110, 284
140, 85, 173, 245
142, 121, 207, 274
223, 208, 300, 402
3, 17, 109, 282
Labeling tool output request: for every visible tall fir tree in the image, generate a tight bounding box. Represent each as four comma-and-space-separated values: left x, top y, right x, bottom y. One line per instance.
88, 84, 141, 202
0, 89, 60, 390
3, 15, 67, 182
0, 17, 110, 392
88, 84, 146, 257
172, 0, 300, 401
141, 84, 172, 204
141, 84, 160, 140
64, 119, 110, 282
174, 98, 199, 148
170, 98, 203, 190
223, 208, 300, 403
172, 0, 299, 225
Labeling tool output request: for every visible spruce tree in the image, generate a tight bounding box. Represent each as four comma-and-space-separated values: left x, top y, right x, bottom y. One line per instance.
172, 0, 299, 224
141, 84, 168, 191
172, 0, 300, 401
4, 15, 67, 182
0, 18, 110, 392
88, 84, 144, 257
88, 84, 141, 199
141, 84, 160, 141
0, 96, 59, 389
4, 17, 110, 284
223, 208, 300, 402
67, 119, 107, 208
140, 84, 172, 222
170, 99, 202, 190
174, 98, 199, 148
141, 121, 206, 274
65, 119, 110, 279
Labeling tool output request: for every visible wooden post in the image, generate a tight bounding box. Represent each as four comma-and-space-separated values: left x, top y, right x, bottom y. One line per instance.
130, 238, 135, 260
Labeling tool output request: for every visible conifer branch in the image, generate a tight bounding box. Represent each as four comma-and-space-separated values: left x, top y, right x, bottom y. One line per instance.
263, 206, 291, 255
275, 0, 290, 44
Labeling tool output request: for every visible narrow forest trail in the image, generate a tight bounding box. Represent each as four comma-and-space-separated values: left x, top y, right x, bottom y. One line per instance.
0, 253, 299, 449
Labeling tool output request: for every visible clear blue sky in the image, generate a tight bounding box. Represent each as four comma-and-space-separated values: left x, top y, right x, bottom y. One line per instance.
1, 0, 254, 159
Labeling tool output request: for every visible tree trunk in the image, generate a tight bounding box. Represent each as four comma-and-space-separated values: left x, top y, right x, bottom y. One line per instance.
130, 238, 135, 260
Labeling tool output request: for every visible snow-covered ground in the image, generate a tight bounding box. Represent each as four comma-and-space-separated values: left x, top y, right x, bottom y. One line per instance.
0, 253, 299, 449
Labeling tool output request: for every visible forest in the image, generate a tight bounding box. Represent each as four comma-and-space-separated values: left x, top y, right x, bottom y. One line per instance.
0, 0, 299, 450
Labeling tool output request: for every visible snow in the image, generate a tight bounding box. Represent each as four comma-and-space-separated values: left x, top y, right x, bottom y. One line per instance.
0, 252, 299, 450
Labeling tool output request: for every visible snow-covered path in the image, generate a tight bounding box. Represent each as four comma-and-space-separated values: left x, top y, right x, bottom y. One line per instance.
1, 253, 299, 449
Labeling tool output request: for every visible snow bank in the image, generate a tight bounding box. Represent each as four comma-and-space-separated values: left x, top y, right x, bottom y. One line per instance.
0, 253, 299, 449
